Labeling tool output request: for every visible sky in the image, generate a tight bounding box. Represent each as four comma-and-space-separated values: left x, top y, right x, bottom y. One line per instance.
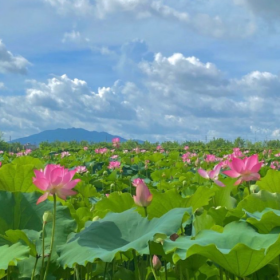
1, 0, 280, 142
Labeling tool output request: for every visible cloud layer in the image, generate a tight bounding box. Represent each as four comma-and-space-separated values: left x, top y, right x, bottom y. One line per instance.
1, 51, 280, 142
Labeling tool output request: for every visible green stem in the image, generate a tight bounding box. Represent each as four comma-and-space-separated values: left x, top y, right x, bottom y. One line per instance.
164, 262, 168, 280
103, 263, 107, 279
133, 250, 141, 280
278, 255, 280, 280
247, 181, 251, 195
144, 207, 148, 217
40, 222, 46, 280
219, 267, 223, 280
43, 194, 57, 280
7, 267, 10, 280
31, 255, 39, 280
179, 262, 183, 280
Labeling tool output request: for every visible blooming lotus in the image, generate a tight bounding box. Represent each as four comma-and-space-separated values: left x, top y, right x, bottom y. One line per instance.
223, 154, 262, 185
75, 166, 87, 173
108, 161, 121, 169
112, 137, 120, 148
198, 165, 225, 187
33, 164, 81, 204
132, 178, 153, 207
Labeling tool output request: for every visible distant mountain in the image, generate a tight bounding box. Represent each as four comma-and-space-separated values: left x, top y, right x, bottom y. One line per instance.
10, 128, 142, 144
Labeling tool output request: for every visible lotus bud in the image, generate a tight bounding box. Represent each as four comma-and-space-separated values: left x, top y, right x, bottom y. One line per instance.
43, 211, 53, 224
152, 255, 161, 270
103, 171, 108, 176
92, 216, 100, 222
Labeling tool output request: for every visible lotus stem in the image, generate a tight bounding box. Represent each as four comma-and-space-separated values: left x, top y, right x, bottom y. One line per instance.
219, 267, 223, 280
31, 255, 39, 280
164, 262, 168, 280
40, 222, 46, 280
144, 206, 148, 217
43, 194, 57, 280
278, 255, 280, 280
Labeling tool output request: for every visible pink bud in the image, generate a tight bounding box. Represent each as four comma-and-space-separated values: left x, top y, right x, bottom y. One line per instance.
152, 255, 161, 270
132, 178, 153, 207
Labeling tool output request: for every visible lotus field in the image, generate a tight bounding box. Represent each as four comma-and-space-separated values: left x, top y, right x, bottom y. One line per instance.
2, 142, 280, 279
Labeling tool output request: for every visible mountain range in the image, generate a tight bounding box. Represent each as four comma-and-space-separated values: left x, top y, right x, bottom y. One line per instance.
10, 128, 139, 144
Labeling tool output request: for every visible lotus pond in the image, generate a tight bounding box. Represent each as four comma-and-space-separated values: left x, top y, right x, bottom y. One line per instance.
1, 145, 280, 279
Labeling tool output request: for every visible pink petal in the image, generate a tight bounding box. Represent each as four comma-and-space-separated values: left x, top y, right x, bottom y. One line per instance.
57, 189, 77, 200
44, 164, 58, 180
214, 179, 225, 187
63, 179, 81, 190
234, 178, 243, 186
231, 157, 244, 173
34, 170, 44, 179
223, 170, 240, 178
61, 169, 76, 184
198, 168, 209, 179
244, 155, 258, 170
250, 162, 262, 173
36, 192, 49, 205
33, 178, 50, 191
50, 167, 64, 185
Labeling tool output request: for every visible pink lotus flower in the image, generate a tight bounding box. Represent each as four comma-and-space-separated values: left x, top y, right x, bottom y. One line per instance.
33, 164, 81, 204
83, 146, 88, 151
108, 161, 121, 169
184, 146, 189, 150
0, 162, 2, 167
61, 151, 70, 158
0, 151, 3, 154
112, 138, 120, 148
111, 155, 119, 159
132, 178, 153, 207
198, 165, 225, 187
223, 154, 262, 185
75, 166, 87, 173
112, 137, 120, 143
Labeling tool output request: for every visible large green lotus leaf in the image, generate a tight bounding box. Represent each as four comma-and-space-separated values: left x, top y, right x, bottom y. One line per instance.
212, 178, 236, 209
184, 186, 215, 211
0, 191, 76, 258
92, 192, 134, 218
137, 187, 212, 219
192, 211, 215, 235
163, 221, 280, 277
0, 163, 38, 192
258, 170, 280, 193
0, 243, 30, 270
245, 208, 280, 233
237, 190, 280, 213
136, 189, 190, 219
12, 156, 44, 169
57, 208, 190, 267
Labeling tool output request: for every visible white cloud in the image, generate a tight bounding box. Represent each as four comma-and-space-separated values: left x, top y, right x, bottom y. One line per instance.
0, 82, 5, 90
44, 0, 255, 39
2, 52, 280, 141
0, 40, 31, 74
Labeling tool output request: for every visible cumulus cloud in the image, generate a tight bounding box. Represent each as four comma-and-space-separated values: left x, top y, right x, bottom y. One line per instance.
0, 82, 5, 90
0, 40, 30, 74
2, 51, 280, 141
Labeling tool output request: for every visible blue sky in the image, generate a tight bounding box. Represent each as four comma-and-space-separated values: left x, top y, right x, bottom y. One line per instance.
1, 0, 280, 142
